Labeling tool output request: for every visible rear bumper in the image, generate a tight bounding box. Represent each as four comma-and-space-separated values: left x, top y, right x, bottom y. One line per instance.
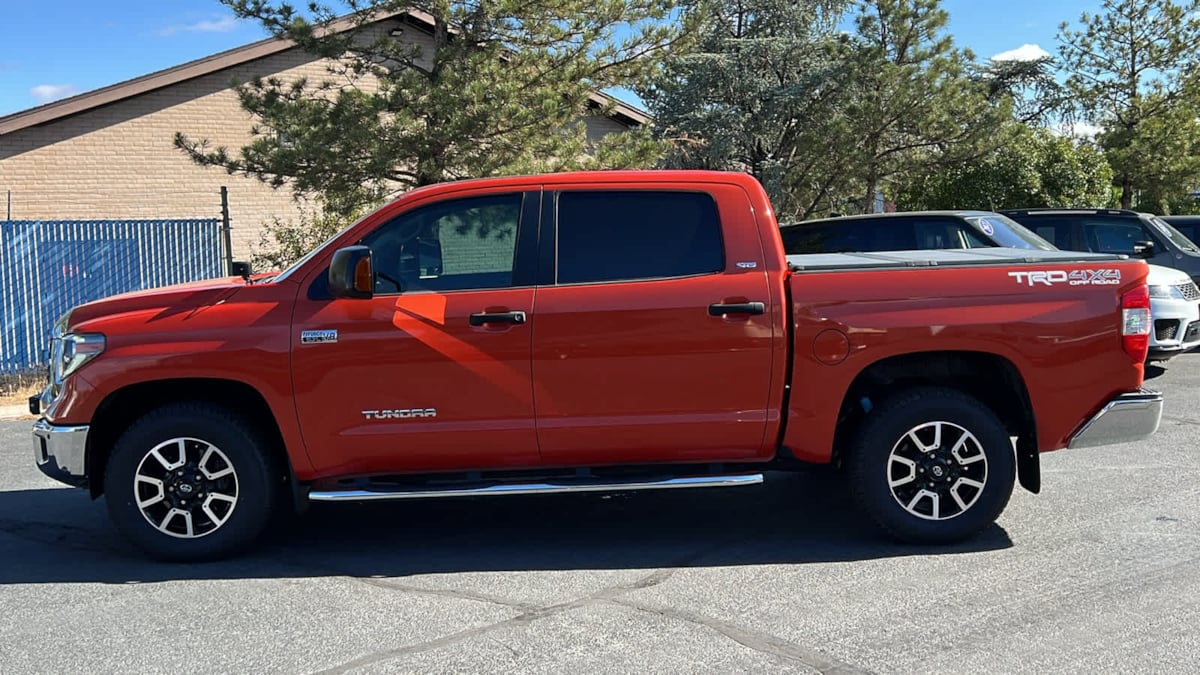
1067, 389, 1163, 449
32, 419, 89, 488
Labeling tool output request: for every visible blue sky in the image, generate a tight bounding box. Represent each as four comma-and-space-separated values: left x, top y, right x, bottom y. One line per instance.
0, 0, 1104, 117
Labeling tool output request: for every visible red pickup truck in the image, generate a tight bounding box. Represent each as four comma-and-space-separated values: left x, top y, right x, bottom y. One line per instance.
32, 171, 1163, 560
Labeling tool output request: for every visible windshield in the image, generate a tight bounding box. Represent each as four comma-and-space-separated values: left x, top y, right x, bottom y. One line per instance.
271, 214, 375, 283
965, 215, 1056, 250
1150, 217, 1200, 253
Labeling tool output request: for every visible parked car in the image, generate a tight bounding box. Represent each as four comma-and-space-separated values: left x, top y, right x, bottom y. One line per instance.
779, 210, 1055, 254
1001, 209, 1200, 286
33, 172, 1162, 561
999, 209, 1200, 360
781, 211, 1200, 361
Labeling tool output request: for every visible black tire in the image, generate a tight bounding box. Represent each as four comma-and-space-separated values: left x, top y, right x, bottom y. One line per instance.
847, 387, 1016, 544
103, 403, 281, 561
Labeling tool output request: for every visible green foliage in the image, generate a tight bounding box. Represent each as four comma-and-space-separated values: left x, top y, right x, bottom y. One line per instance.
639, 0, 854, 220
1058, 0, 1200, 208
644, 0, 1008, 219
842, 0, 1009, 210
897, 124, 1114, 210
177, 0, 685, 218
974, 57, 1072, 128
251, 199, 368, 270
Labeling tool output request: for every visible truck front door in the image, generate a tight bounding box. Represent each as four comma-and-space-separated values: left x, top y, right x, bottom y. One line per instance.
291, 189, 542, 476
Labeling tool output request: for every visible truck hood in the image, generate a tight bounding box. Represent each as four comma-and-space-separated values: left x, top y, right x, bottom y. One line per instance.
65, 276, 253, 330
1146, 264, 1192, 286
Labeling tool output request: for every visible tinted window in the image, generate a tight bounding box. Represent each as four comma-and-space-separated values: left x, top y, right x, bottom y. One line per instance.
781, 218, 917, 254
1171, 222, 1200, 244
1006, 214, 1150, 254
912, 218, 969, 248
361, 193, 523, 293
1081, 219, 1152, 254
555, 191, 723, 284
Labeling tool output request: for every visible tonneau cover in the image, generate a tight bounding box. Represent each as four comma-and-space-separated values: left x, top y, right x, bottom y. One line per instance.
787, 246, 1128, 272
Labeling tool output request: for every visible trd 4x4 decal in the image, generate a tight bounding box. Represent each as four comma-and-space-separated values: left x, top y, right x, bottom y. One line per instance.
1008, 269, 1122, 287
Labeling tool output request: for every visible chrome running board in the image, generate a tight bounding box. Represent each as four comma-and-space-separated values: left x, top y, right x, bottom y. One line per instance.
308, 473, 764, 502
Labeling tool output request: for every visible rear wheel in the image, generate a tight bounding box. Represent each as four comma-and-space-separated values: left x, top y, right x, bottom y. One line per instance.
103, 403, 280, 561
848, 387, 1016, 544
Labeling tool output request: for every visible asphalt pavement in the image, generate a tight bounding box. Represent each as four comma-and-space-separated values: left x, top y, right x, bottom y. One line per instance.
1, 356, 1198, 674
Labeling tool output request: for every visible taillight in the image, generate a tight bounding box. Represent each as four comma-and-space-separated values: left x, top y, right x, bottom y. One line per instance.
1122, 285, 1150, 361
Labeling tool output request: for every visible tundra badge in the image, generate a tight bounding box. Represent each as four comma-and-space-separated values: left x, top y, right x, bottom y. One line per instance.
301, 329, 339, 344
361, 409, 438, 420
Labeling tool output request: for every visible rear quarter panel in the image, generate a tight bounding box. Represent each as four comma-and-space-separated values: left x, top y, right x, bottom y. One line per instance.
784, 260, 1149, 463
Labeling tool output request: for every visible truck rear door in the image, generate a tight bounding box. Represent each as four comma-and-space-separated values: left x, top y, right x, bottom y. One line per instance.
531, 183, 780, 465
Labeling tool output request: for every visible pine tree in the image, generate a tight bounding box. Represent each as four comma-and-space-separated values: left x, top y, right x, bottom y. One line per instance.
176, 0, 686, 216
1058, 0, 1200, 209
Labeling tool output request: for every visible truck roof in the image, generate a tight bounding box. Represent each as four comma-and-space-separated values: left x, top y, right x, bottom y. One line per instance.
787, 247, 1128, 272
393, 169, 763, 202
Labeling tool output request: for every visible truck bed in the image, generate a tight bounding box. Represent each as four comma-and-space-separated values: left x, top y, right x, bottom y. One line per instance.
787, 247, 1127, 272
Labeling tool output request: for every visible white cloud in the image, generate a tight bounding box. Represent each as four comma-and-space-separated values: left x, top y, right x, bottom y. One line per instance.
30, 84, 80, 104
158, 15, 240, 37
1051, 122, 1104, 139
991, 43, 1052, 62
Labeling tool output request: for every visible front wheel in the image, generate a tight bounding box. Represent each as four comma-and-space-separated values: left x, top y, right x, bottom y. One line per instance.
103, 403, 281, 561
848, 387, 1016, 544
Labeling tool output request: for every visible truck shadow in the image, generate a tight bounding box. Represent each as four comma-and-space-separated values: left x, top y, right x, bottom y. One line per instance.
0, 471, 1012, 586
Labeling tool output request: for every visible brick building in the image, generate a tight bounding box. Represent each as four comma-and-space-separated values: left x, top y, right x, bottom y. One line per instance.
0, 10, 648, 260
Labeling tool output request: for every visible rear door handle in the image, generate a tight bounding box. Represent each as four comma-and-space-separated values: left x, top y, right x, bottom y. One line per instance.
708, 302, 765, 317
469, 311, 527, 326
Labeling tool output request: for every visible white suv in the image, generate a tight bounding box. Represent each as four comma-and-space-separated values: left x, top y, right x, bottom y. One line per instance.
1147, 263, 1200, 361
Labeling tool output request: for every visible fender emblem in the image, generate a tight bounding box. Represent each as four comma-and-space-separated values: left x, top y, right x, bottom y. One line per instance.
301, 329, 338, 344
361, 409, 438, 420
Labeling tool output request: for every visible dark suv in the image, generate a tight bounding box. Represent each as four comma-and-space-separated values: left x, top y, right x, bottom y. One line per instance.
1002, 209, 1200, 286
779, 211, 1055, 254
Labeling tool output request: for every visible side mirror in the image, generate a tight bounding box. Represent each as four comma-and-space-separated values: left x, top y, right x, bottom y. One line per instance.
328, 246, 374, 299
230, 261, 252, 279
1132, 240, 1156, 258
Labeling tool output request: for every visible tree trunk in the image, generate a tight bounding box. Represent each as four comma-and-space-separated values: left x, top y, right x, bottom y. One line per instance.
865, 171, 878, 215
1120, 176, 1133, 209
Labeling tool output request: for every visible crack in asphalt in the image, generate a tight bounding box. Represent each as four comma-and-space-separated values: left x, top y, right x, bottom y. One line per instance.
305, 531, 872, 675
347, 575, 538, 612
308, 566, 680, 675
607, 598, 870, 674
1163, 414, 1200, 426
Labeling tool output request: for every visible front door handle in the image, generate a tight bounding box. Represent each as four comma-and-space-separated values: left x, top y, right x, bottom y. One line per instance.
469, 311, 527, 326
708, 302, 765, 317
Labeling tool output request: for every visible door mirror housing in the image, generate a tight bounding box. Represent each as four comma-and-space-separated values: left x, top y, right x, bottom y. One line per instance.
230, 261, 252, 279
328, 246, 374, 299
1132, 240, 1156, 258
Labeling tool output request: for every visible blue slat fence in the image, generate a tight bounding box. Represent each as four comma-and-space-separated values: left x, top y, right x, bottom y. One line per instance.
0, 219, 224, 373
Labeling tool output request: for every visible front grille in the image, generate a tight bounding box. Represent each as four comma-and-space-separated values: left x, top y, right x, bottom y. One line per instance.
1175, 282, 1200, 301
1155, 319, 1179, 341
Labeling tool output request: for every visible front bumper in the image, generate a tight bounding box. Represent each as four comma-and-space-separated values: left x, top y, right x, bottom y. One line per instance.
32, 419, 89, 488
1148, 295, 1200, 358
1067, 389, 1163, 449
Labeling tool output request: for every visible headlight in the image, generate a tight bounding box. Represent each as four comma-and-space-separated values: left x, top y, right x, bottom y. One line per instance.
54, 333, 106, 381
1148, 284, 1185, 300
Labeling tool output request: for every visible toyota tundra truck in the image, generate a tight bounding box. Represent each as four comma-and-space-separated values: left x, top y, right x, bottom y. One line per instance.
32, 171, 1164, 560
